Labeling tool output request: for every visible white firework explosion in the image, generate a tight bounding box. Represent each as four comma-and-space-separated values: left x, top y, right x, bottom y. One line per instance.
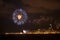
12, 9, 28, 25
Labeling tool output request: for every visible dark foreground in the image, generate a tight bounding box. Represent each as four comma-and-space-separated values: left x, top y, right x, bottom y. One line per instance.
0, 34, 60, 40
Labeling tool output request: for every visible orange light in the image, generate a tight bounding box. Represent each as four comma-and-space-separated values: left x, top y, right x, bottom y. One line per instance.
17, 14, 22, 20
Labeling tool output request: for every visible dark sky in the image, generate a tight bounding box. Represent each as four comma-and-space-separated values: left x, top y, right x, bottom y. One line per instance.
0, 0, 60, 33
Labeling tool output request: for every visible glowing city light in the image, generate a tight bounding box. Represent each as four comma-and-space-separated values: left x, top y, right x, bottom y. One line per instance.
23, 30, 27, 33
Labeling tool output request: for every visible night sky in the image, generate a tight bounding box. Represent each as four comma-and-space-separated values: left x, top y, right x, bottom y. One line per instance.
0, 0, 60, 33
